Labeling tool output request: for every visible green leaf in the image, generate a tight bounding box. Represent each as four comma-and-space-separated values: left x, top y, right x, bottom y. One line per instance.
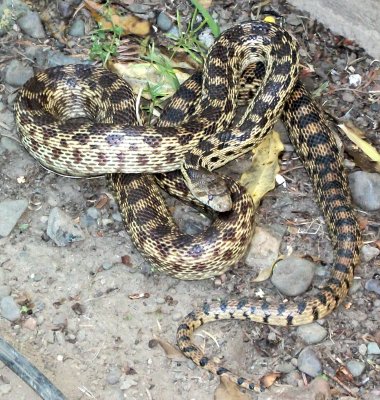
190, 0, 220, 37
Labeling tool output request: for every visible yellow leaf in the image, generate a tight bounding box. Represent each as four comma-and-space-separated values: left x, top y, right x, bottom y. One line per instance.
240, 131, 284, 207
84, 0, 150, 37
339, 122, 380, 163
109, 61, 190, 100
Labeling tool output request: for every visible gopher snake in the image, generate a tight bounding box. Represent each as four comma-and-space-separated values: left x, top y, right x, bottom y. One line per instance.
14, 21, 361, 391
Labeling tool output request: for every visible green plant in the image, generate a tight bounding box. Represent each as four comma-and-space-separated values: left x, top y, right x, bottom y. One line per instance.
190, 0, 220, 37
89, 24, 123, 64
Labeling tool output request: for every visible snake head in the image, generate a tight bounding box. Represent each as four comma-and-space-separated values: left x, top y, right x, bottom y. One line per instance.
184, 167, 232, 212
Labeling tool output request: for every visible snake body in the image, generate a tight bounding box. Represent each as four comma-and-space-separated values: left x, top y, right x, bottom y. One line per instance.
14, 21, 361, 390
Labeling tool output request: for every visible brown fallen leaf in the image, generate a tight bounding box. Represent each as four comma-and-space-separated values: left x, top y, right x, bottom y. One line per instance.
214, 376, 252, 400
154, 337, 187, 362
335, 365, 355, 384
260, 371, 281, 389
128, 292, 150, 300
84, 0, 150, 37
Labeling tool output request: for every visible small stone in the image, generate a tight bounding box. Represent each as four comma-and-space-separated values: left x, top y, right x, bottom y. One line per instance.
52, 312, 67, 330
358, 343, 367, 356
57, 354, 64, 362
297, 323, 328, 344
127, 4, 150, 14
0, 296, 21, 322
46, 330, 55, 344
17, 12, 46, 38
119, 376, 138, 391
0, 285, 11, 299
365, 279, 380, 295
198, 28, 215, 48
367, 342, 380, 355
23, 317, 37, 330
68, 18, 85, 37
106, 366, 122, 385
276, 362, 294, 374
102, 262, 113, 270
47, 207, 85, 246
346, 360, 365, 377
0, 383, 12, 395
112, 212, 122, 222
342, 91, 356, 102
271, 257, 315, 296
0, 199, 28, 237
349, 171, 380, 211
86, 207, 99, 219
55, 331, 65, 345
297, 347, 322, 377
172, 312, 183, 321
245, 227, 281, 271
156, 12, 173, 32
360, 244, 380, 263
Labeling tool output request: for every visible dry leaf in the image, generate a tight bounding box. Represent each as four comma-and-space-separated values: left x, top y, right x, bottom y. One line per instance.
240, 130, 284, 207
251, 264, 274, 283
260, 371, 281, 388
214, 376, 252, 400
128, 292, 150, 299
109, 60, 191, 100
154, 337, 187, 362
335, 365, 355, 384
84, 0, 150, 37
338, 122, 380, 171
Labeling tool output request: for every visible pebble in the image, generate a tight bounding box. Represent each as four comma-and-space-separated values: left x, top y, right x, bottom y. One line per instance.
47, 207, 85, 246
156, 12, 173, 32
349, 171, 380, 211
342, 91, 356, 102
346, 360, 365, 377
245, 227, 281, 271
365, 278, 380, 295
271, 256, 315, 296
172, 311, 183, 321
297, 347, 322, 377
17, 11, 46, 38
367, 342, 380, 355
119, 376, 138, 390
102, 262, 114, 270
360, 244, 380, 263
0, 383, 11, 395
0, 285, 11, 299
127, 4, 151, 14
173, 205, 210, 235
296, 323, 328, 344
0, 199, 28, 237
106, 366, 122, 385
68, 18, 85, 37
4, 60, 34, 87
276, 362, 294, 373
86, 207, 99, 220
198, 28, 215, 48
0, 296, 21, 322
358, 343, 367, 356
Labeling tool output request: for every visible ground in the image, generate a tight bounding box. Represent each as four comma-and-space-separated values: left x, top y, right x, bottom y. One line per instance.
0, 1, 379, 400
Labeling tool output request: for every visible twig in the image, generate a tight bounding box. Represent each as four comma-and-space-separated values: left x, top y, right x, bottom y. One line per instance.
323, 370, 359, 398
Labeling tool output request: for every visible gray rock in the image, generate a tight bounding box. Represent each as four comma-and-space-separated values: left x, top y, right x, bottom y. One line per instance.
365, 278, 380, 295
346, 360, 365, 377
0, 383, 11, 395
361, 244, 380, 263
367, 342, 380, 355
0, 136, 20, 153
297, 323, 328, 344
0, 109, 15, 130
17, 11, 46, 38
0, 285, 11, 299
68, 18, 85, 37
127, 4, 151, 14
271, 257, 315, 296
47, 207, 85, 246
4, 60, 34, 86
86, 207, 99, 220
358, 343, 367, 355
106, 366, 122, 385
102, 262, 113, 270
0, 296, 21, 322
198, 28, 215, 48
0, 199, 28, 237
46, 50, 88, 67
157, 12, 173, 32
297, 348, 322, 377
349, 171, 380, 211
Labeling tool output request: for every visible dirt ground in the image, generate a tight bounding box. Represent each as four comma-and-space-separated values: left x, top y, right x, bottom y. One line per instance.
0, 1, 379, 400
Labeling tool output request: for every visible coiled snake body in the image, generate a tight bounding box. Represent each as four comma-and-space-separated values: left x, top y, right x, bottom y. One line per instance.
15, 22, 361, 391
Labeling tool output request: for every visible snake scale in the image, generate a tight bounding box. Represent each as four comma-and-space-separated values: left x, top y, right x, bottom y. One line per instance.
14, 22, 361, 391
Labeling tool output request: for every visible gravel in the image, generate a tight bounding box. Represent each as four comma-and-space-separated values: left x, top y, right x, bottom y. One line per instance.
106, 366, 122, 385
296, 323, 328, 344
297, 347, 322, 377
349, 171, 380, 211
0, 296, 21, 322
0, 198, 28, 237
347, 360, 366, 377
46, 207, 86, 246
68, 18, 85, 37
360, 244, 380, 263
271, 256, 316, 296
367, 342, 380, 355
3, 60, 34, 86
365, 278, 380, 295
17, 11, 46, 38
156, 12, 173, 32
